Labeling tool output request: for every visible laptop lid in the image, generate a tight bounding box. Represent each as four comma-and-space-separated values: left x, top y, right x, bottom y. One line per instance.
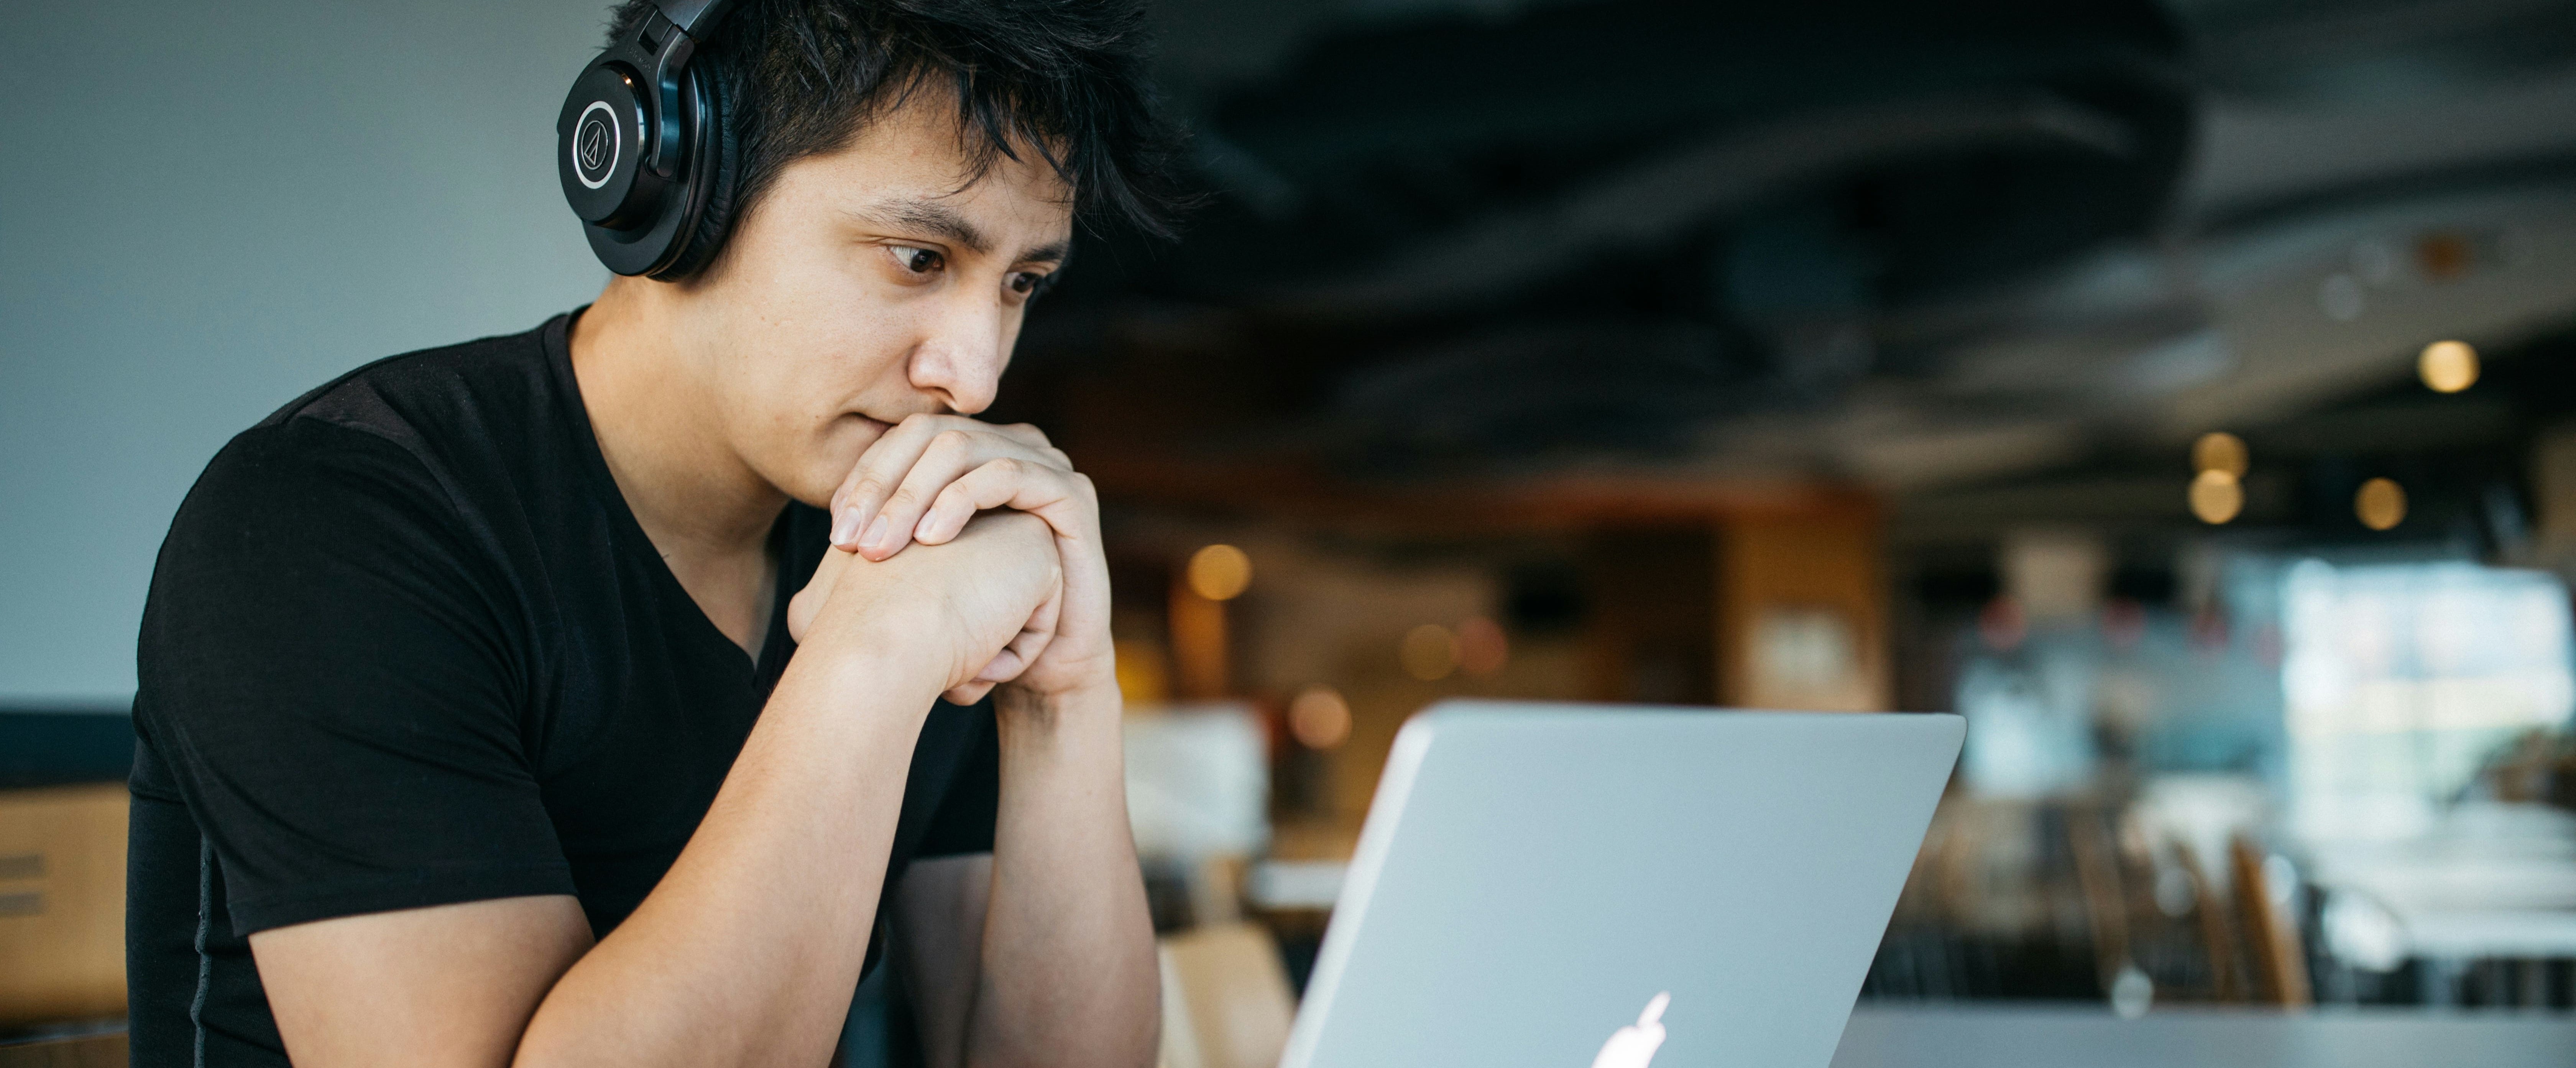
1281, 701, 1963, 1068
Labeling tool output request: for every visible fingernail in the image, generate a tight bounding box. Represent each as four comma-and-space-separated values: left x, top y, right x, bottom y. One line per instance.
831, 509, 862, 547
860, 515, 890, 550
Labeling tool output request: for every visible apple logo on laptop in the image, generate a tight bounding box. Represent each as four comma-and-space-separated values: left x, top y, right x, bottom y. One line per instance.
1588, 992, 1671, 1068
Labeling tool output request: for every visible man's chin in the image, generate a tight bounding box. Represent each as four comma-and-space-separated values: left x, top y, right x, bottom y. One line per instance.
779, 422, 892, 510
770, 457, 848, 511
784, 483, 839, 512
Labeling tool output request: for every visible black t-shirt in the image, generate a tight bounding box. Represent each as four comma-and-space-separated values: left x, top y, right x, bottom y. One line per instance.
126, 312, 998, 1067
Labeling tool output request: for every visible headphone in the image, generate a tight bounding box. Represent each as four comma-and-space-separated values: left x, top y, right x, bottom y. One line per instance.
557, 0, 740, 278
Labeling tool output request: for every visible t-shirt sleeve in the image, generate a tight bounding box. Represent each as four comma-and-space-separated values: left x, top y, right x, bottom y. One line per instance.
135, 419, 573, 936
912, 702, 1000, 858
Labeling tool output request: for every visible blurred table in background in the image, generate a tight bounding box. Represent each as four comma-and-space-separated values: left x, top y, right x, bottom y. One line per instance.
1830, 1004, 2576, 1068
2306, 802, 2576, 1005
2397, 908, 2576, 959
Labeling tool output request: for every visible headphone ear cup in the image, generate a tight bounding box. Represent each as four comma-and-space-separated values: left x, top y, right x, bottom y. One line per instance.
652, 66, 742, 281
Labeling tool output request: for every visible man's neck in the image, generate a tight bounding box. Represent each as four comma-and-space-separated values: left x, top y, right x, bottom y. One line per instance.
569, 278, 787, 654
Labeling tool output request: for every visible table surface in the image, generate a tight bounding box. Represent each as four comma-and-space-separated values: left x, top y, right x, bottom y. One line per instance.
2398, 906, 2576, 958
1828, 1004, 2576, 1068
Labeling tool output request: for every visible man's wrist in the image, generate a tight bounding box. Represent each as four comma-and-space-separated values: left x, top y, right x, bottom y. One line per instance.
789, 608, 956, 713
994, 679, 1122, 738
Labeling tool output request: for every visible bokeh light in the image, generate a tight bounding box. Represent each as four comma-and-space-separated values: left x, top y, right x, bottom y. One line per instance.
1454, 616, 1509, 675
1399, 624, 1457, 681
2192, 432, 2248, 477
1977, 596, 2026, 654
2190, 470, 2243, 525
2419, 340, 2478, 393
1288, 685, 1352, 750
2415, 232, 2474, 281
2356, 478, 2407, 531
1186, 544, 1253, 601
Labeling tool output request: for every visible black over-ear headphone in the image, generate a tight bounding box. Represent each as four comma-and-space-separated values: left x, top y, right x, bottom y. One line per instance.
557, 0, 739, 278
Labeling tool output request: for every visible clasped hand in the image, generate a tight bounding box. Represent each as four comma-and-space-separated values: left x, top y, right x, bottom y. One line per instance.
785, 415, 1113, 707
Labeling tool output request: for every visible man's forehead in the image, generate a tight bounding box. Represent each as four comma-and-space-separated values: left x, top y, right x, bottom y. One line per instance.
815, 89, 1076, 250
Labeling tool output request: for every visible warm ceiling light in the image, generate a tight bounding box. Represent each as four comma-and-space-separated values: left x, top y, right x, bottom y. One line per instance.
1399, 624, 1457, 681
1288, 685, 1352, 750
1185, 544, 1252, 601
2190, 470, 2243, 524
2192, 432, 2248, 477
2419, 340, 2478, 393
2356, 478, 2407, 531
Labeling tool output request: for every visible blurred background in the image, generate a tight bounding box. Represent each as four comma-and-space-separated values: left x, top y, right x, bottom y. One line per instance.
9, 0, 2576, 1062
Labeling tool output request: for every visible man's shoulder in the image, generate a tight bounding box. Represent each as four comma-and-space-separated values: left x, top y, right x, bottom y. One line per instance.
175, 314, 580, 551
256, 314, 572, 453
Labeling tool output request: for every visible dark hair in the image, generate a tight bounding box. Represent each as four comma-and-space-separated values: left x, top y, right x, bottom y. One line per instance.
606, 0, 1193, 271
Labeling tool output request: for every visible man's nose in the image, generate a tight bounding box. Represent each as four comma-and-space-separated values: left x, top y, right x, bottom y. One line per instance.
907, 296, 1007, 415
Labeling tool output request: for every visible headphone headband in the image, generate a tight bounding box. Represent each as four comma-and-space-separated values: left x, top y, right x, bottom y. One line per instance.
652, 0, 734, 36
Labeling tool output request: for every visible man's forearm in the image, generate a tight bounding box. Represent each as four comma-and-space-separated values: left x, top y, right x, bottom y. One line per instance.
513, 642, 944, 1068
970, 682, 1159, 1068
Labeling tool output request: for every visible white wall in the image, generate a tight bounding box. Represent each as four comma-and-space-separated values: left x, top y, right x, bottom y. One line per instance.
1, 2, 614, 704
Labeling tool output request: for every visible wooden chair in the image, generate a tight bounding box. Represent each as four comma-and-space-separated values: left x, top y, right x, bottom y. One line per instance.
2170, 838, 2246, 1002
2065, 804, 2131, 992
2229, 834, 2313, 1007
1190, 853, 1250, 928
1157, 923, 1296, 1068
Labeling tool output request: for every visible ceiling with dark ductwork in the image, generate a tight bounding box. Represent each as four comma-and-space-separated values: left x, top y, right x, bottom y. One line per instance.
1002, 0, 2576, 510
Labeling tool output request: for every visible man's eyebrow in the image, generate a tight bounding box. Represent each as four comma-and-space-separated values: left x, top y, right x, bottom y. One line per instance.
853, 197, 1070, 266
1020, 239, 1071, 267
858, 197, 990, 256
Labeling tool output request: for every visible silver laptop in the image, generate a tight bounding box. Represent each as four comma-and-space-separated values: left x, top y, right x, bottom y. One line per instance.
1281, 701, 1963, 1068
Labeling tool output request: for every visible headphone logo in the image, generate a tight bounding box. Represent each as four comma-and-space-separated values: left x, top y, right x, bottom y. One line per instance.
573, 101, 619, 189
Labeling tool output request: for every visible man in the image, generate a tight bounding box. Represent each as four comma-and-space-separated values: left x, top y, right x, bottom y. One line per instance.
126, 2, 1191, 1065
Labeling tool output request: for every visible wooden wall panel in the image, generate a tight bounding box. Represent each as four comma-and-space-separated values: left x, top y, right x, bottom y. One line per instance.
1716, 508, 1891, 711
0, 784, 128, 1025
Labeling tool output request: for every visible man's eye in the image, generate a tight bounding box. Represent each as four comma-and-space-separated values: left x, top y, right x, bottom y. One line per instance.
891, 246, 944, 274
1007, 272, 1043, 295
